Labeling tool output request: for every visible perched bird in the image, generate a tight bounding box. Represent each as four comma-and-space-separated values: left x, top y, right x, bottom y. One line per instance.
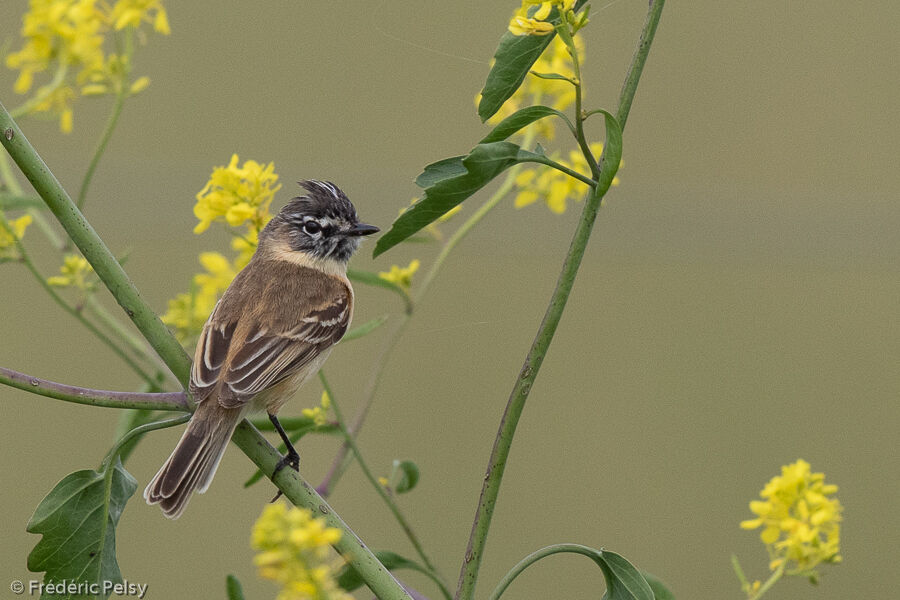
145, 180, 378, 518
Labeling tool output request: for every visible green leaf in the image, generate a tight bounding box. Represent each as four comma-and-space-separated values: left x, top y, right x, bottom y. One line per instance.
26, 462, 137, 598
374, 141, 546, 257
477, 0, 589, 122
415, 156, 467, 188
343, 315, 389, 342
595, 110, 624, 192
478, 32, 556, 122
336, 551, 428, 592
391, 459, 420, 494
479, 105, 568, 144
347, 269, 413, 313
640, 571, 675, 600
225, 575, 246, 600
599, 551, 655, 600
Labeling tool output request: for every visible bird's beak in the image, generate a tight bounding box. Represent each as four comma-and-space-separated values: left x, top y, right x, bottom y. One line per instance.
346, 222, 380, 236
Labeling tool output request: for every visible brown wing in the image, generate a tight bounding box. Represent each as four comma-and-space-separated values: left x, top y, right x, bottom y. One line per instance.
190, 263, 351, 408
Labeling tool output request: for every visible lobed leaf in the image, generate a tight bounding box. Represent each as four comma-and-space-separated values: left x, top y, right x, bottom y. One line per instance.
26, 462, 137, 598
374, 141, 546, 257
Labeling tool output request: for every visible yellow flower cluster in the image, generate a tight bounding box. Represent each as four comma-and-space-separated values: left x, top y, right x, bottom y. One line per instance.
301, 390, 332, 427
379, 259, 420, 292
741, 459, 842, 574
46, 253, 95, 291
193, 154, 280, 235
508, 0, 576, 36
161, 252, 237, 344
252, 502, 352, 600
5, 0, 169, 132
163, 155, 281, 345
0, 215, 33, 261
514, 142, 620, 213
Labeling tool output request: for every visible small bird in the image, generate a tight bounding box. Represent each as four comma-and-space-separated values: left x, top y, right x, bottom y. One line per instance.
145, 180, 379, 518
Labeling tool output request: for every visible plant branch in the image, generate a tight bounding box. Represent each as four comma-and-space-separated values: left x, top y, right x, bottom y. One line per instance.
488, 544, 608, 600
454, 3, 665, 599
0, 101, 411, 600
0, 366, 189, 411
319, 371, 450, 598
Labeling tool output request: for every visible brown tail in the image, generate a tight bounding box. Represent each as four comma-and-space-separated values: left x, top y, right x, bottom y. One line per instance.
144, 401, 243, 519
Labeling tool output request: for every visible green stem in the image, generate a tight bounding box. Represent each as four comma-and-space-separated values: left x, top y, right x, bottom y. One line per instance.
529, 155, 596, 187
317, 128, 536, 497
0, 366, 189, 411
488, 543, 606, 600
75, 85, 125, 211
75, 30, 132, 212
454, 4, 665, 599
85, 295, 177, 382
319, 372, 451, 600
230, 422, 412, 600
559, 23, 600, 180
0, 101, 411, 600
0, 216, 159, 387
747, 563, 785, 600
101, 413, 190, 471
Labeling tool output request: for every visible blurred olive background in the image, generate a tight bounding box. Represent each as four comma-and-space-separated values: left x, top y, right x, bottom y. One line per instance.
1, 1, 898, 599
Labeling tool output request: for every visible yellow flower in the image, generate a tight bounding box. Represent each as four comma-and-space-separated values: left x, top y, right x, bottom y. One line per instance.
252, 502, 352, 600
740, 459, 842, 576
110, 0, 170, 34
193, 154, 280, 234
0, 214, 33, 260
5, 0, 169, 133
46, 253, 96, 290
514, 142, 620, 214
161, 251, 240, 345
508, 15, 555, 36
378, 259, 420, 291
301, 390, 332, 427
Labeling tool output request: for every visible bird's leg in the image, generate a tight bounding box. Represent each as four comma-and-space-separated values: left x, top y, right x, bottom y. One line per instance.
269, 412, 301, 502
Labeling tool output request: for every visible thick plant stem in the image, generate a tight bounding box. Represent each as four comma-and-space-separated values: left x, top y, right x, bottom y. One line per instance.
0, 366, 189, 411
453, 3, 665, 599
231, 422, 412, 600
0, 103, 412, 600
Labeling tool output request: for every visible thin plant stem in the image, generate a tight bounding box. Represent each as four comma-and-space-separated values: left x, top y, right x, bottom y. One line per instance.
454, 3, 666, 599
317, 129, 535, 497
748, 563, 785, 600
0, 102, 411, 600
0, 216, 159, 388
85, 295, 177, 383
319, 371, 452, 600
75, 30, 132, 212
101, 413, 190, 471
0, 151, 64, 249
487, 543, 608, 600
0, 366, 189, 411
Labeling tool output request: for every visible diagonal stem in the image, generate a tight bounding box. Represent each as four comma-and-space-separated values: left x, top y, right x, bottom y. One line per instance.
453, 3, 666, 599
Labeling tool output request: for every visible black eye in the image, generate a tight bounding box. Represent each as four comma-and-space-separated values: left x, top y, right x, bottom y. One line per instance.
303, 221, 321, 235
